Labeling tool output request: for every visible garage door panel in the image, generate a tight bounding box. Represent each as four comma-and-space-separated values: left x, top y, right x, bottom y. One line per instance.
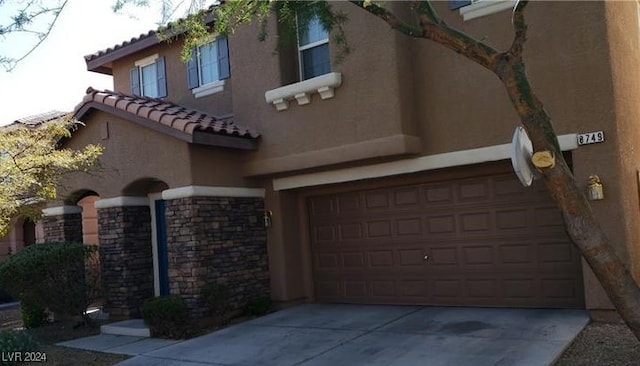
429, 247, 459, 266
365, 190, 390, 209
315, 280, 341, 298
462, 245, 494, 265
399, 248, 427, 266
344, 281, 368, 298
310, 196, 335, 215
313, 225, 337, 242
458, 179, 491, 202
426, 215, 456, 234
424, 184, 454, 204
336, 193, 361, 212
342, 252, 365, 268
499, 243, 536, 264
400, 280, 429, 297
315, 253, 340, 269
397, 217, 423, 236
466, 279, 499, 299
367, 220, 393, 237
339, 223, 363, 240
309, 171, 584, 308
432, 278, 463, 299
460, 212, 492, 233
495, 209, 530, 230
394, 187, 421, 206
534, 207, 566, 228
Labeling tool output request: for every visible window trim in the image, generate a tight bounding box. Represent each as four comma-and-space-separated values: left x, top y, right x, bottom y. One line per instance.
131, 53, 166, 98
187, 36, 230, 98
457, 0, 516, 21
296, 14, 330, 81
134, 54, 158, 68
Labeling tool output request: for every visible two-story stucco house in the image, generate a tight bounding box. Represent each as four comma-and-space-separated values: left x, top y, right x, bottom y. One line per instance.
39, 1, 640, 318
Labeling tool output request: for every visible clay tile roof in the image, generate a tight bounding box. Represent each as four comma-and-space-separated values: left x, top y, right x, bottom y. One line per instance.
73, 88, 259, 146
84, 30, 158, 65
84, 5, 217, 74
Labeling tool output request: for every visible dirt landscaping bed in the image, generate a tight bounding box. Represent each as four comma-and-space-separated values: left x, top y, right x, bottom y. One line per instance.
553, 311, 640, 366
0, 304, 128, 366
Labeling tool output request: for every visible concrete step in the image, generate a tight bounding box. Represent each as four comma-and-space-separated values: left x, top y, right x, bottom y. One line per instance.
101, 319, 150, 337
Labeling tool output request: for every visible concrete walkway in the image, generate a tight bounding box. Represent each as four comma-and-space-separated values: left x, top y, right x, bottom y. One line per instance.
58, 304, 589, 366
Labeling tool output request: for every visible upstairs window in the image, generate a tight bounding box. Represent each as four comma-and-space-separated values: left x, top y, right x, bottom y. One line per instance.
450, 0, 472, 10
130, 54, 167, 98
187, 36, 230, 97
297, 15, 330, 81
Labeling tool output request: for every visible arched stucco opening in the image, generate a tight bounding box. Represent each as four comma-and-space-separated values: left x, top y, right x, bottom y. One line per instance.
64, 189, 101, 244
122, 178, 169, 197
0, 216, 42, 258
64, 189, 102, 308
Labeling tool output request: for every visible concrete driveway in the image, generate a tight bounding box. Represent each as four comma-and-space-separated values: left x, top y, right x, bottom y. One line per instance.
113, 304, 588, 366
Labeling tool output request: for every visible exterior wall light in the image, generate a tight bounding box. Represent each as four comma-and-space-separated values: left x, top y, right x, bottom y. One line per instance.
264, 210, 273, 228
587, 175, 604, 201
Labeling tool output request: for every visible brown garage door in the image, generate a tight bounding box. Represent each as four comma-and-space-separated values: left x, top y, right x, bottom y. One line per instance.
308, 172, 584, 308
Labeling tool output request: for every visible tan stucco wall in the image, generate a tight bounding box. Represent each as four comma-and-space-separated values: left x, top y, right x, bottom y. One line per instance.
230, 2, 419, 165
78, 195, 99, 245
111, 41, 233, 117
61, 111, 249, 199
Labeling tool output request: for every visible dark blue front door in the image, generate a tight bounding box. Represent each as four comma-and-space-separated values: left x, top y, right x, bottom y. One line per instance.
154, 199, 170, 296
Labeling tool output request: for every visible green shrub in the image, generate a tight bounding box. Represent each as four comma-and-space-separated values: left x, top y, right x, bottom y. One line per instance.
142, 296, 188, 339
244, 297, 272, 317
0, 242, 98, 323
200, 283, 229, 316
0, 329, 39, 364
0, 288, 15, 304
20, 301, 48, 328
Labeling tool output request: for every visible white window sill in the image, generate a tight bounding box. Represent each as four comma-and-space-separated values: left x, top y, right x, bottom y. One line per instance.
192, 80, 225, 98
265, 72, 342, 111
459, 0, 516, 21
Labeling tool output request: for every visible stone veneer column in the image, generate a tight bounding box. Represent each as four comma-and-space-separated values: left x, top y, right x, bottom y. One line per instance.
96, 197, 153, 318
41, 206, 83, 243
163, 188, 269, 319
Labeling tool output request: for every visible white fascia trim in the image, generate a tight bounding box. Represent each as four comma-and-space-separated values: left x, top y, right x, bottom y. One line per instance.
273, 133, 578, 191
42, 206, 82, 216
265, 72, 342, 111
192, 80, 225, 98
162, 185, 266, 200
459, 0, 517, 21
95, 196, 150, 209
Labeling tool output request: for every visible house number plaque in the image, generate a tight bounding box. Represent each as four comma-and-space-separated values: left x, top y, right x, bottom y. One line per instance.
578, 131, 605, 146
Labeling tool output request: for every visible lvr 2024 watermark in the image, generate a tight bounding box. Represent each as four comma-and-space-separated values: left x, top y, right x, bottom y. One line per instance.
1, 352, 46, 362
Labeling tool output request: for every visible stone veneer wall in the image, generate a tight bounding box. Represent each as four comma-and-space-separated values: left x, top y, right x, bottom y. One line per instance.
98, 206, 154, 318
42, 213, 83, 243
164, 196, 269, 318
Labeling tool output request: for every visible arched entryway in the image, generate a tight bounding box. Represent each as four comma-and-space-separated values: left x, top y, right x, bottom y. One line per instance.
123, 177, 170, 298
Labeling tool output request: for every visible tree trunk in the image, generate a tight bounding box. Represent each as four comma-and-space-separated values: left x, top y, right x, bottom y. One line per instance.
498, 60, 640, 341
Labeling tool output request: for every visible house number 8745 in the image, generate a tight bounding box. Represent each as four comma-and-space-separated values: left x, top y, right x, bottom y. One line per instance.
578, 131, 605, 146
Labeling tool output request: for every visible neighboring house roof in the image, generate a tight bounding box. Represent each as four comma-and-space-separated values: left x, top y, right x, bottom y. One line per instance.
74, 87, 259, 150
4, 110, 69, 129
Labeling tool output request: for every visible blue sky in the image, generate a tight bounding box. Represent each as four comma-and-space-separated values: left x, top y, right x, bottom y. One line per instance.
0, 0, 164, 125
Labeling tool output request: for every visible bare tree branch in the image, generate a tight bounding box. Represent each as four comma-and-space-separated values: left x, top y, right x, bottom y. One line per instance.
0, 0, 69, 72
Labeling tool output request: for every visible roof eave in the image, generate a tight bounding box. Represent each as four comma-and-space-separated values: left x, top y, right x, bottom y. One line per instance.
74, 102, 258, 150
85, 34, 161, 74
